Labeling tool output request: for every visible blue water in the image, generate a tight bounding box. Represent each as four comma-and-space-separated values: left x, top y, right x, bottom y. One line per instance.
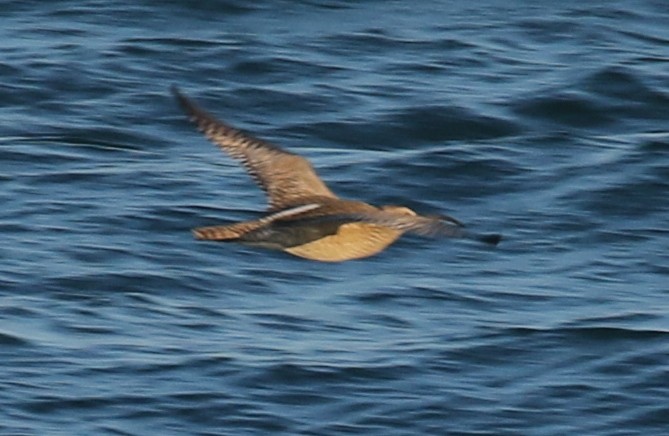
2, 0, 669, 434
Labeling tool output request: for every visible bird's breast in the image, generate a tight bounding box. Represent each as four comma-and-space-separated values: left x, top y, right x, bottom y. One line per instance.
284, 222, 403, 262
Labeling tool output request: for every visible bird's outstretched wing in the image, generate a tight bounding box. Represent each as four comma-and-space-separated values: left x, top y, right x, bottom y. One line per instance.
173, 86, 337, 210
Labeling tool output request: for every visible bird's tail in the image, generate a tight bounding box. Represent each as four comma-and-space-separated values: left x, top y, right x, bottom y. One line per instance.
193, 221, 264, 241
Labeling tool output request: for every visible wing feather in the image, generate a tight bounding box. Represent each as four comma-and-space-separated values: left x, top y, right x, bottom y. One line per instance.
173, 86, 337, 210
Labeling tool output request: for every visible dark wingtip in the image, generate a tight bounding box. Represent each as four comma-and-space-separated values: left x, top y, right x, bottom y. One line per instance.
170, 84, 182, 97
171, 85, 211, 127
171, 85, 190, 111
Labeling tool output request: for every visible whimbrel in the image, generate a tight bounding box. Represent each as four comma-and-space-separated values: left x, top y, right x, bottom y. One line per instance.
173, 87, 501, 262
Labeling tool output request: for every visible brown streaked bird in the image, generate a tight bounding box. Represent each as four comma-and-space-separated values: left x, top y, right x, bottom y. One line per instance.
173, 86, 501, 262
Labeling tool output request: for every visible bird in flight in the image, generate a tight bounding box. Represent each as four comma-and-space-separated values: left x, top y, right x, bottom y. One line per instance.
173, 87, 501, 262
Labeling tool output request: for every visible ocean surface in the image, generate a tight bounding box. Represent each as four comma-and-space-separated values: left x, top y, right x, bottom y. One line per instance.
2, 0, 668, 434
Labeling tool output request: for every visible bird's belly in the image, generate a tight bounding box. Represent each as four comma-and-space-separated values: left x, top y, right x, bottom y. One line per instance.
284, 223, 403, 262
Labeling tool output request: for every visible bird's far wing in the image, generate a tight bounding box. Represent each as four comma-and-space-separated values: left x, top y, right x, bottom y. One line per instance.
173, 86, 337, 210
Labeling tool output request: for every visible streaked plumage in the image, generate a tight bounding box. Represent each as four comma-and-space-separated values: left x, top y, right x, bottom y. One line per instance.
173, 86, 501, 262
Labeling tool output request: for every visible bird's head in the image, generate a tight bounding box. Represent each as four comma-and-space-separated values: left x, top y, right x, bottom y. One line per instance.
380, 205, 417, 216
